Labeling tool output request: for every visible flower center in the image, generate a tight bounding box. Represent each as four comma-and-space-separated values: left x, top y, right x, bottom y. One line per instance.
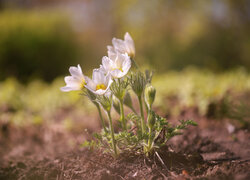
80, 80, 86, 89
112, 67, 123, 72
96, 84, 107, 90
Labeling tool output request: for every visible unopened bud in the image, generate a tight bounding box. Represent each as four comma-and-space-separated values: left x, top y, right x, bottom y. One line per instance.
123, 92, 133, 109
130, 71, 146, 97
145, 84, 156, 109
112, 97, 120, 114
96, 94, 113, 113
147, 110, 156, 129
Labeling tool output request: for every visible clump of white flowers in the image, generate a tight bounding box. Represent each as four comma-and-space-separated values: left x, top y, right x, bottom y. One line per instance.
61, 32, 197, 157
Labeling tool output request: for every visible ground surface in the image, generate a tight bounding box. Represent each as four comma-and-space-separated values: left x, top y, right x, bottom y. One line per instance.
0, 108, 250, 180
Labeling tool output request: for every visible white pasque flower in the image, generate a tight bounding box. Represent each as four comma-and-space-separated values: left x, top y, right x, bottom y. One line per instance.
85, 69, 113, 95
102, 52, 131, 79
108, 32, 135, 59
61, 64, 86, 92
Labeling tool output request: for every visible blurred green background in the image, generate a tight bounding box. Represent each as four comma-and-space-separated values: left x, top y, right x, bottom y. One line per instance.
0, 0, 250, 130
0, 0, 250, 81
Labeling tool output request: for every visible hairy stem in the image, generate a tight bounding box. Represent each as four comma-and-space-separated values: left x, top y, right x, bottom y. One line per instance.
147, 127, 153, 156
96, 104, 108, 133
107, 111, 118, 156
138, 95, 146, 135
119, 100, 127, 131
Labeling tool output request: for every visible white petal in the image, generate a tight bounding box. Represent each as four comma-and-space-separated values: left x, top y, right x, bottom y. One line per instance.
122, 56, 131, 75
92, 69, 105, 84
124, 32, 135, 57
60, 86, 73, 92
102, 56, 114, 73
84, 76, 92, 83
104, 90, 112, 97
104, 74, 113, 86
107, 45, 117, 60
106, 74, 113, 88
77, 64, 83, 74
112, 38, 126, 53
69, 65, 84, 80
99, 65, 107, 75
85, 85, 98, 94
60, 85, 80, 92
84, 76, 96, 90
111, 69, 123, 79
64, 76, 81, 87
95, 89, 107, 95
114, 52, 125, 68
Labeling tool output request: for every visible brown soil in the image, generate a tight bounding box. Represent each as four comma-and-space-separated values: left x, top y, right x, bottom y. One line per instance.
0, 109, 250, 180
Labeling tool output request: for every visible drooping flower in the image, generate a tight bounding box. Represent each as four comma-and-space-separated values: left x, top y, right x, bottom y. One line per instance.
108, 32, 135, 59
102, 52, 131, 79
85, 69, 113, 95
60, 64, 86, 92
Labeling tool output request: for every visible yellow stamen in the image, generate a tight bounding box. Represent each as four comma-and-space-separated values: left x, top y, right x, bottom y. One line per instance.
112, 67, 123, 72
80, 80, 86, 89
96, 84, 107, 90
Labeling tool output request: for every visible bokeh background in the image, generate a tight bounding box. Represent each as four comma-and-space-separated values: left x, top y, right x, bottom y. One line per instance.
0, 0, 250, 82
0, 0, 250, 129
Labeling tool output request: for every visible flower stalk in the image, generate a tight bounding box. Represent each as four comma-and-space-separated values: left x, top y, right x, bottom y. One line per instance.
107, 111, 118, 156
96, 104, 108, 133
119, 99, 127, 131
138, 95, 146, 135
146, 110, 155, 155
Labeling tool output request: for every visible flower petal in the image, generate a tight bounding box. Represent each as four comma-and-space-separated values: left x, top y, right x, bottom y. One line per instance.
77, 64, 83, 74
124, 32, 135, 57
112, 38, 126, 53
106, 74, 113, 88
60, 86, 75, 92
85, 85, 98, 94
84, 76, 95, 90
102, 56, 114, 73
114, 52, 125, 68
99, 65, 107, 75
111, 69, 123, 79
64, 76, 82, 87
60, 85, 81, 92
93, 69, 106, 84
95, 89, 107, 95
107, 45, 117, 60
69, 65, 84, 80
122, 56, 131, 75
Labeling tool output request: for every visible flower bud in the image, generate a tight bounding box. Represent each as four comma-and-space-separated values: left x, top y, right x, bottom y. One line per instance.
130, 71, 146, 97
110, 79, 128, 100
123, 91, 133, 109
147, 110, 156, 129
112, 96, 120, 114
145, 70, 153, 84
96, 94, 113, 113
145, 84, 156, 109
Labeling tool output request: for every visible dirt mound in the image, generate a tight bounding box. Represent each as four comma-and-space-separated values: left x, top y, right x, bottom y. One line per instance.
0, 115, 250, 179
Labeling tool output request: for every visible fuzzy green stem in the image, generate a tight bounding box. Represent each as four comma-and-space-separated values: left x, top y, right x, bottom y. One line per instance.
138, 95, 146, 135
147, 127, 153, 156
107, 111, 118, 156
119, 100, 127, 131
96, 104, 108, 133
